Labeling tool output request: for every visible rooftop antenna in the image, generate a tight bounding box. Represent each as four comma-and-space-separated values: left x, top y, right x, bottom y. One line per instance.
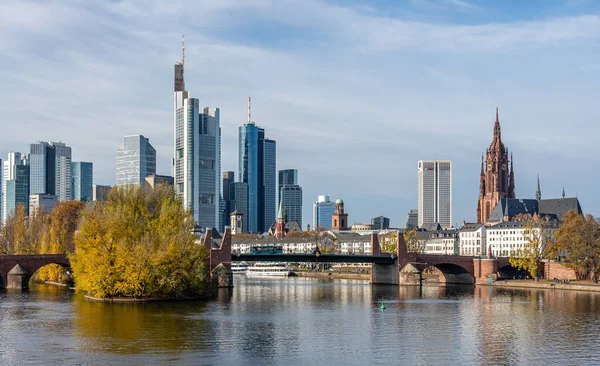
181, 34, 185, 85
248, 96, 251, 124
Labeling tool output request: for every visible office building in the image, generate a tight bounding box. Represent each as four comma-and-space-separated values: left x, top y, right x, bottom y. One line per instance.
29, 141, 72, 202
72, 162, 93, 201
238, 99, 276, 233
405, 209, 418, 229
222, 171, 235, 228
30, 194, 57, 216
2, 153, 28, 223
417, 160, 452, 228
144, 174, 174, 191
263, 139, 276, 231
313, 195, 335, 230
3, 165, 30, 222
93, 184, 111, 201
278, 169, 302, 227
371, 216, 390, 230
116, 135, 156, 186
230, 182, 249, 233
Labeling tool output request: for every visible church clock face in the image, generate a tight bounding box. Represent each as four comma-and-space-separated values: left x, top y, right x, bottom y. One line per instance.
487, 164, 492, 171
502, 164, 507, 171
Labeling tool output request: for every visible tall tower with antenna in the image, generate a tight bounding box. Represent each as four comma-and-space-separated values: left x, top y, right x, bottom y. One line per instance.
173, 36, 222, 230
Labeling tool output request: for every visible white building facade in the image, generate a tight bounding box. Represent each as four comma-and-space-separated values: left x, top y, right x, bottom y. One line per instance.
486, 221, 547, 257
417, 160, 452, 228
421, 229, 459, 255
458, 223, 486, 256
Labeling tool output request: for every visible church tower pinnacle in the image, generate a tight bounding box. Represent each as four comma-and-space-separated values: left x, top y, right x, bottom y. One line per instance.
477, 108, 515, 224
536, 174, 541, 201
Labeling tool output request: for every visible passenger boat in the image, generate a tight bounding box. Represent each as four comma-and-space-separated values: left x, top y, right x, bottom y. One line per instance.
246, 262, 292, 277
231, 262, 248, 274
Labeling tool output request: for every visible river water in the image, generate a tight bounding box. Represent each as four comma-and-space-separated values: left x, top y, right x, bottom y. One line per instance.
2, 276, 600, 365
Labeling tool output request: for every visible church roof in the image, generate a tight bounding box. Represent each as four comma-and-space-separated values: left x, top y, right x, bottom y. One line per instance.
459, 223, 484, 232
539, 198, 582, 221
419, 223, 442, 231
487, 199, 538, 223
487, 197, 582, 223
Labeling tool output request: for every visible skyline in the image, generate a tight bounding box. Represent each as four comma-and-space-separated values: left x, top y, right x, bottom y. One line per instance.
2, 1, 600, 227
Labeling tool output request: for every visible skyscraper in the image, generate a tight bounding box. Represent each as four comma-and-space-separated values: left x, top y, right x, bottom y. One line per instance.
72, 162, 93, 201
93, 184, 111, 201
2, 152, 27, 223
371, 216, 390, 230
238, 98, 276, 233
172, 51, 221, 228
279, 169, 302, 226
29, 141, 72, 201
405, 209, 418, 229
313, 195, 335, 230
116, 135, 156, 186
3, 165, 30, 223
264, 139, 276, 231
222, 171, 235, 228
417, 160, 452, 228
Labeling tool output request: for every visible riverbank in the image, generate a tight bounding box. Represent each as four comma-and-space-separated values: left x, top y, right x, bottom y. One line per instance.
295, 271, 370, 281
488, 279, 600, 293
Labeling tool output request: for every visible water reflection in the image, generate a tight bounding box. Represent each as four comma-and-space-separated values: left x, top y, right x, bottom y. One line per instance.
2, 278, 600, 364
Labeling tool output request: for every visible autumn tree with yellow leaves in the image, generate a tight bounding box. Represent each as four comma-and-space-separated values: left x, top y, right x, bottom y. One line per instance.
70, 185, 211, 300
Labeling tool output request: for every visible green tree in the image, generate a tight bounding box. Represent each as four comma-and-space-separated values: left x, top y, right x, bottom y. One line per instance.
553, 211, 600, 282
380, 232, 398, 253
509, 216, 554, 279
70, 185, 210, 300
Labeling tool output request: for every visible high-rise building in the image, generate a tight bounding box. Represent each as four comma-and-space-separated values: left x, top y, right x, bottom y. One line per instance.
405, 209, 418, 229
116, 135, 156, 186
279, 169, 302, 226
230, 182, 249, 233
238, 99, 276, 233
313, 195, 335, 231
29, 141, 72, 201
371, 216, 390, 230
172, 54, 221, 228
477, 108, 515, 224
2, 152, 28, 223
144, 174, 174, 191
72, 162, 93, 201
3, 165, 30, 222
417, 160, 452, 228
93, 184, 111, 201
30, 194, 57, 216
264, 139, 276, 231
222, 171, 235, 229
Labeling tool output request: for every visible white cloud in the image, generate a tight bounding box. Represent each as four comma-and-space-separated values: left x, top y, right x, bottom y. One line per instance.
1, 0, 600, 225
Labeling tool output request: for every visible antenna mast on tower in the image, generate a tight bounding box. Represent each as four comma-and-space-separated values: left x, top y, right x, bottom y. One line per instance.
181, 34, 185, 85
248, 96, 251, 124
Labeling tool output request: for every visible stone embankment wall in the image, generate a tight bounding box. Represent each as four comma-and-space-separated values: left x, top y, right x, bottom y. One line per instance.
544, 261, 577, 280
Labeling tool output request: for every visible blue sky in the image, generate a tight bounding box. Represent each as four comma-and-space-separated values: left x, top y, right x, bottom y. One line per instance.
1, 0, 600, 228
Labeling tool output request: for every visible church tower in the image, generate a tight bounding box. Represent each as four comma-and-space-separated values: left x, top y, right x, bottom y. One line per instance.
331, 198, 348, 231
477, 108, 515, 223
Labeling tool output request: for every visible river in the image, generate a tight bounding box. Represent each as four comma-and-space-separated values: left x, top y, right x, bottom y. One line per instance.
1, 276, 600, 365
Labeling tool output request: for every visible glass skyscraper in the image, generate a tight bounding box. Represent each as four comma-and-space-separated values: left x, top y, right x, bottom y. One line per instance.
278, 169, 302, 227
72, 162, 93, 202
313, 195, 335, 230
4, 165, 30, 222
417, 160, 452, 228
116, 135, 156, 186
172, 62, 221, 229
263, 139, 276, 232
29, 141, 72, 201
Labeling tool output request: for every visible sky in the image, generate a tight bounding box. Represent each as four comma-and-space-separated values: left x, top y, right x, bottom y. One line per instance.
2, 0, 600, 228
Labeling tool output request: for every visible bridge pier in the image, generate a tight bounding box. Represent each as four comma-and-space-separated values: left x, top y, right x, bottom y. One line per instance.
473, 258, 498, 284
369, 234, 398, 285
7, 264, 30, 290
399, 264, 422, 286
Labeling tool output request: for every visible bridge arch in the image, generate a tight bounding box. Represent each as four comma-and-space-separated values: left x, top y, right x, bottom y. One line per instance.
0, 255, 70, 289
498, 264, 529, 280
424, 263, 475, 285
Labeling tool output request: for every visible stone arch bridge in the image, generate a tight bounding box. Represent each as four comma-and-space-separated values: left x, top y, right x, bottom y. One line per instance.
0, 254, 70, 289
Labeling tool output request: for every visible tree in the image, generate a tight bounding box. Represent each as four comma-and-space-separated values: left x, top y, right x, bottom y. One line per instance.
404, 228, 424, 254
380, 232, 398, 253
509, 216, 555, 279
553, 211, 600, 282
70, 185, 211, 300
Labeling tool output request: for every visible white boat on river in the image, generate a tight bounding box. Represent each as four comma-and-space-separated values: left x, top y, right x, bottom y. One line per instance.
246, 262, 292, 277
